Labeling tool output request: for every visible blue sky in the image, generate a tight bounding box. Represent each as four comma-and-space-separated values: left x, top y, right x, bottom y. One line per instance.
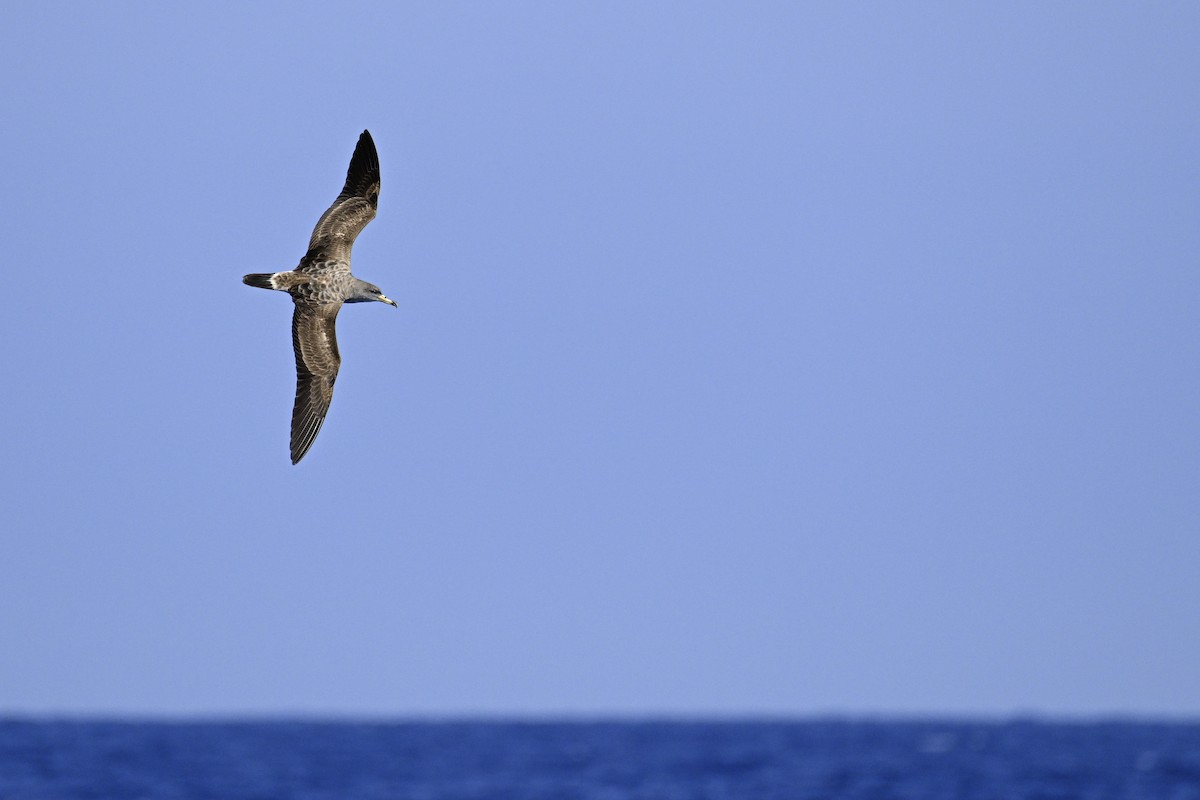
0, 2, 1197, 717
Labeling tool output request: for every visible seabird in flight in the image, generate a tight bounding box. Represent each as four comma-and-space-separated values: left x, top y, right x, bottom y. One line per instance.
243, 129, 397, 464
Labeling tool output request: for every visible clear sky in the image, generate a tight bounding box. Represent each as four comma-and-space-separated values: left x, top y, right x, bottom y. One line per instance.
0, 2, 1196, 718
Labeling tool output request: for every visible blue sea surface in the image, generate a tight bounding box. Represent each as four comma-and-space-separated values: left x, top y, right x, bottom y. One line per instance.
1, 719, 1198, 799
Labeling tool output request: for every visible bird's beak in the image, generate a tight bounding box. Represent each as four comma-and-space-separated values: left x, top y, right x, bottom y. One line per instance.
379, 295, 397, 307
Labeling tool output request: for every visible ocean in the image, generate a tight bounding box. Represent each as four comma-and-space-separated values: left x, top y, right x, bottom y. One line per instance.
1, 719, 1197, 799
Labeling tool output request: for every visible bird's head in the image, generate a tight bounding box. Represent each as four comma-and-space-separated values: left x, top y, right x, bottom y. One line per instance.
350, 280, 397, 307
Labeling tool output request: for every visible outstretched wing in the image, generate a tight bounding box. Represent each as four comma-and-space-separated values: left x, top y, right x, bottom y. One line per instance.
306, 130, 380, 259
290, 300, 343, 464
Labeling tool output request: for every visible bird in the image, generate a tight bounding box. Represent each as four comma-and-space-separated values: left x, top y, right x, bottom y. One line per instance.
243, 130, 397, 464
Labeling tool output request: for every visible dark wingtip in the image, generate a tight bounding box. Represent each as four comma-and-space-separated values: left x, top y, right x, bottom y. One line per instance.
342, 130, 380, 199
290, 438, 311, 464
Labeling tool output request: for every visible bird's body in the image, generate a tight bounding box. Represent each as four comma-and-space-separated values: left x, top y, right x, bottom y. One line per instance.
243, 130, 396, 464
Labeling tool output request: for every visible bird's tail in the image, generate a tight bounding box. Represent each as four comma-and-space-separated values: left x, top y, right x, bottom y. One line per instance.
243, 273, 277, 290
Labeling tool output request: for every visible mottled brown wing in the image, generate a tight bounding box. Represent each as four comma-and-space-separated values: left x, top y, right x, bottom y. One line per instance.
290, 301, 343, 464
306, 130, 380, 257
